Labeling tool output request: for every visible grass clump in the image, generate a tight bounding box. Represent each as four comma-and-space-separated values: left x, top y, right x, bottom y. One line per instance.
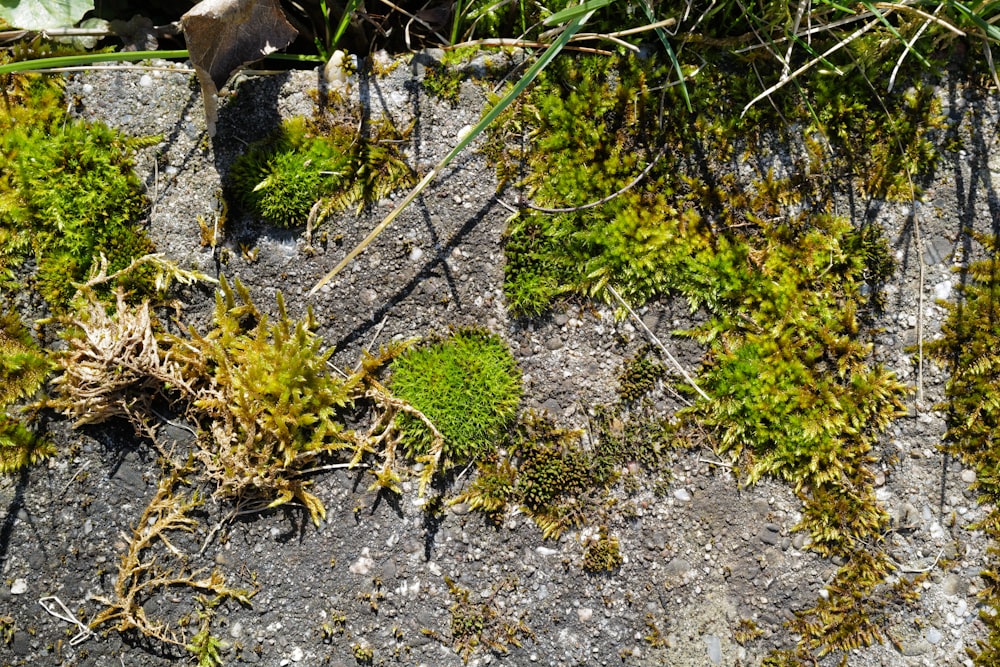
390, 328, 521, 465
0, 70, 156, 310
227, 115, 415, 228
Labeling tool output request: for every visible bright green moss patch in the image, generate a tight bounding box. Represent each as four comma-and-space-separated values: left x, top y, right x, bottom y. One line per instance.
0, 70, 155, 310
495, 54, 944, 315
227, 115, 415, 228
390, 328, 521, 464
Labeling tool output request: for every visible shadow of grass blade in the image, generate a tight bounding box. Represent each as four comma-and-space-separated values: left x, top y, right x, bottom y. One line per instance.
307, 6, 604, 297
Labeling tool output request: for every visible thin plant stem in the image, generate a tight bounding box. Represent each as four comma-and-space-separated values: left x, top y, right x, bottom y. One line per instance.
605, 285, 709, 404
308, 7, 605, 296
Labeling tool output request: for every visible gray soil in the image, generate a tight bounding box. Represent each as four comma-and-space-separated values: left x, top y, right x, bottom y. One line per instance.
0, 52, 997, 667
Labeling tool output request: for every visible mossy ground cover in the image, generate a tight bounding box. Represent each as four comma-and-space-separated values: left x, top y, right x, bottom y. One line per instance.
0, 59, 157, 474
485, 51, 946, 661
0, 68, 156, 311
226, 110, 415, 229
390, 328, 522, 465
927, 232, 1000, 666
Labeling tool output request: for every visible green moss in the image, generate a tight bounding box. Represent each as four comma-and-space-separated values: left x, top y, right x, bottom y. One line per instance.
925, 231, 1000, 665
454, 408, 674, 540
617, 346, 666, 403
390, 328, 521, 464
581, 526, 622, 574
226, 115, 415, 228
0, 310, 54, 474
438, 576, 531, 663
488, 51, 925, 661
421, 62, 465, 104
0, 71, 156, 310
227, 117, 354, 227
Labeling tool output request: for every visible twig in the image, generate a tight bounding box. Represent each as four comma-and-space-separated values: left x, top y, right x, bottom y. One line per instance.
889, 548, 942, 573
58, 461, 92, 499
38, 596, 95, 646
699, 457, 733, 468
606, 285, 709, 403
149, 408, 199, 438
741, 16, 883, 116
887, 3, 943, 92
295, 463, 364, 475
378, 0, 449, 45
197, 509, 236, 557
913, 205, 925, 407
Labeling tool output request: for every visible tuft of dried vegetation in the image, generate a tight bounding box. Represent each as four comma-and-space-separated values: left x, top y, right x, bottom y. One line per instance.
89, 471, 254, 647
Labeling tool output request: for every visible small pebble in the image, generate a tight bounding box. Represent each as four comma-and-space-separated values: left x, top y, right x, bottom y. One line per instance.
289, 647, 304, 662
673, 488, 691, 502
10, 579, 26, 595
408, 247, 424, 262
961, 469, 977, 484
139, 74, 153, 87
704, 634, 721, 665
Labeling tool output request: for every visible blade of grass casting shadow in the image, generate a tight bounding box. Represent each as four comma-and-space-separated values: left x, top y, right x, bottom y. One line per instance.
307, 3, 610, 298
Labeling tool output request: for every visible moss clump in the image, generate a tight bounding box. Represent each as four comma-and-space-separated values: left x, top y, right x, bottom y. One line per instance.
421, 62, 465, 104
454, 409, 673, 539
436, 576, 532, 663
0, 310, 54, 473
390, 328, 521, 464
0, 71, 156, 310
582, 526, 622, 573
227, 117, 353, 228
617, 346, 666, 403
226, 115, 415, 228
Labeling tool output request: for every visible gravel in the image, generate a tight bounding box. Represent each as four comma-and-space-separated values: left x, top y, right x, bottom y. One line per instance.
0, 54, 998, 667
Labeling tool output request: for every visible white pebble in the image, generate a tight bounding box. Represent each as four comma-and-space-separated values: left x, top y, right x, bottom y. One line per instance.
10, 578, 26, 595
289, 647, 304, 662
408, 247, 424, 262
673, 488, 691, 502
139, 74, 153, 87
934, 279, 953, 301
350, 548, 374, 575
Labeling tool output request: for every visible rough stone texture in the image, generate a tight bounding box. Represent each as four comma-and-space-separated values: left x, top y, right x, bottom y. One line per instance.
0, 56, 997, 667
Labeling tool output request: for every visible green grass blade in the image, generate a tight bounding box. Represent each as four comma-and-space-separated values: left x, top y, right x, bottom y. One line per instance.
332, 0, 364, 49
951, 0, 1000, 41
544, 0, 614, 25
0, 49, 189, 74
450, 0, 465, 44
308, 11, 598, 297
637, 0, 690, 112
860, 1, 931, 67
